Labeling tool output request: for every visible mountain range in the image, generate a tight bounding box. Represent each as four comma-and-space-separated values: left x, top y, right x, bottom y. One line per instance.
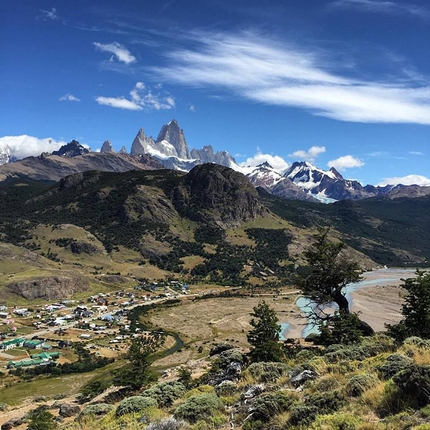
1, 119, 429, 202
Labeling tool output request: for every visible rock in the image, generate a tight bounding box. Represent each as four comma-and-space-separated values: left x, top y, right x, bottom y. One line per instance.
290, 369, 317, 387
100, 140, 115, 153
59, 403, 81, 417
1, 418, 23, 430
209, 342, 235, 356
243, 384, 265, 400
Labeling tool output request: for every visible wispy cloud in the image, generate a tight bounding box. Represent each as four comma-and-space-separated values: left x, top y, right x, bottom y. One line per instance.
96, 82, 175, 111
151, 31, 430, 125
93, 41, 136, 64
240, 150, 290, 170
329, 0, 430, 19
40, 8, 58, 21
328, 155, 364, 170
59, 94, 80, 102
409, 150, 424, 155
377, 174, 430, 186
0, 135, 65, 161
289, 146, 326, 162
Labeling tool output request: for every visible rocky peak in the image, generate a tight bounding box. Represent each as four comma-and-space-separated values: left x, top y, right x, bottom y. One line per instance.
156, 119, 191, 159
329, 167, 344, 180
130, 128, 155, 156
52, 140, 89, 157
119, 145, 128, 154
256, 161, 274, 169
100, 140, 114, 153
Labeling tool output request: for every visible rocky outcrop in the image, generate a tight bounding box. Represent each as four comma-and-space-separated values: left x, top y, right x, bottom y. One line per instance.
52, 140, 89, 157
59, 403, 81, 418
175, 164, 266, 226
9, 275, 89, 299
130, 128, 156, 156
70, 241, 99, 255
100, 140, 114, 153
191, 145, 236, 167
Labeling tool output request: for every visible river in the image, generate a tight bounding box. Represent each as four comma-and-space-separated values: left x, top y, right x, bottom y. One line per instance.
281, 267, 418, 339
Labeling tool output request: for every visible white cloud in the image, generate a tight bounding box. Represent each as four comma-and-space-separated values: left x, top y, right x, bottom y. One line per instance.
152, 31, 430, 125
240, 151, 290, 171
93, 42, 136, 64
409, 151, 424, 155
40, 8, 58, 21
0, 135, 65, 161
289, 146, 326, 162
96, 82, 175, 111
329, 0, 430, 19
328, 155, 365, 170
59, 94, 80, 102
377, 175, 430, 187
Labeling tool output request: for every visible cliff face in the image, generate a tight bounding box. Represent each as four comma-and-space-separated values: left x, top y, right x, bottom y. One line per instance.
174, 164, 266, 226
9, 275, 89, 300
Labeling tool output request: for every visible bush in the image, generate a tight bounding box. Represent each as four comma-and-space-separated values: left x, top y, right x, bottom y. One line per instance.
116, 396, 157, 416
311, 413, 363, 429
209, 342, 235, 356
393, 364, 430, 408
173, 393, 224, 423
379, 354, 413, 380
250, 391, 293, 422
146, 418, 187, 430
305, 390, 346, 414
215, 381, 238, 397
289, 404, 318, 426
142, 381, 187, 407
217, 349, 247, 368
403, 336, 430, 349
246, 362, 290, 383
79, 403, 114, 418
346, 374, 378, 397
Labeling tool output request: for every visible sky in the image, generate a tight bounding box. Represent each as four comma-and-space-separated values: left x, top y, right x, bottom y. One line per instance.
1, 0, 430, 186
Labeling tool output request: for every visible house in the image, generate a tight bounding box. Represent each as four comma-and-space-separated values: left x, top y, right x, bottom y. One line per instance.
14, 308, 30, 316
0, 312, 9, 319
23, 339, 44, 349
0, 337, 25, 350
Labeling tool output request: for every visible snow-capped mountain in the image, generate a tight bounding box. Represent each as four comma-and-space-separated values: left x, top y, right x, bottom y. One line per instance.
130, 119, 239, 171
0, 145, 11, 165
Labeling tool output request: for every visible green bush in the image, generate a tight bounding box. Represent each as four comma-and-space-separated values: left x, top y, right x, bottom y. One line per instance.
345, 374, 378, 397
246, 362, 290, 383
393, 364, 430, 408
141, 381, 187, 408
173, 393, 224, 423
215, 381, 238, 397
311, 413, 362, 429
379, 353, 413, 380
217, 348, 247, 368
289, 404, 319, 426
146, 418, 187, 429
116, 396, 157, 416
79, 403, 114, 418
305, 390, 346, 414
250, 391, 294, 422
403, 336, 430, 349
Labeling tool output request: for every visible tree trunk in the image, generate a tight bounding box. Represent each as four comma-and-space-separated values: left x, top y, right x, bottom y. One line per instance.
333, 290, 350, 314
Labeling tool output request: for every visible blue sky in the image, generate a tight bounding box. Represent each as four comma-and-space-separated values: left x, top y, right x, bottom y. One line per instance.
1, 0, 430, 186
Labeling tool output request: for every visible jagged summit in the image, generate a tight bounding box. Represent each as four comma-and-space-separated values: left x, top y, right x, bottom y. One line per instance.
156, 119, 190, 159
100, 140, 114, 153
52, 140, 89, 157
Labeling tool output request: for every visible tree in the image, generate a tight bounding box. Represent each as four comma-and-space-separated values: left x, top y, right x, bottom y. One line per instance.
295, 228, 373, 339
388, 270, 430, 340
247, 301, 284, 362
114, 336, 157, 390
27, 406, 57, 430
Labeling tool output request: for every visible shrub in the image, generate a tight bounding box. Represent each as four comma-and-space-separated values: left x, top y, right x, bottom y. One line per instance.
146, 418, 187, 430
311, 413, 363, 429
215, 381, 238, 397
79, 403, 114, 418
173, 393, 224, 423
246, 362, 290, 383
142, 381, 187, 407
217, 349, 247, 368
289, 404, 318, 426
250, 391, 293, 422
209, 342, 235, 356
393, 363, 430, 408
379, 354, 413, 380
403, 336, 430, 349
116, 396, 157, 416
346, 374, 378, 397
305, 390, 346, 414
0, 403, 8, 411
